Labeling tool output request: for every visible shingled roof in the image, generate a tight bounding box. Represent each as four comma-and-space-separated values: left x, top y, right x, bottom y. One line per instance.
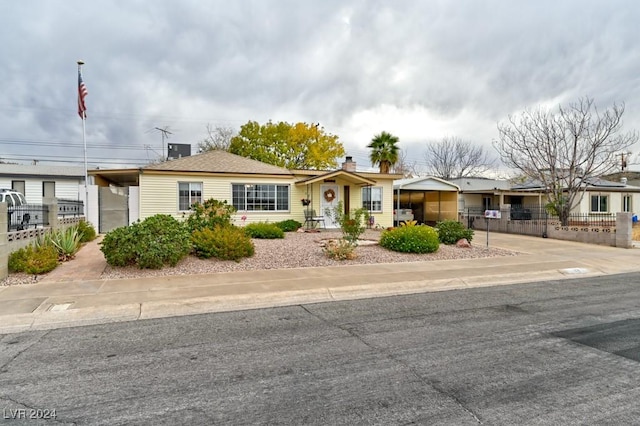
143, 150, 293, 175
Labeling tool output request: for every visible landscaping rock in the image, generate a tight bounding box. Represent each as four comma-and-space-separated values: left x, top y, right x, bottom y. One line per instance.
456, 238, 472, 248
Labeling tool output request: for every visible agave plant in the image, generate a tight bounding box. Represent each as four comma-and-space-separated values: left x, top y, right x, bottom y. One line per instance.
48, 226, 82, 261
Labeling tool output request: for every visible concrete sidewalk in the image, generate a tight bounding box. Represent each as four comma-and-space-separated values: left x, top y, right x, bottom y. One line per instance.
1, 233, 639, 334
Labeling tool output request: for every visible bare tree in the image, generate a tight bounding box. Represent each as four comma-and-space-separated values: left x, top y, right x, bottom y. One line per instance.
495, 97, 638, 224
197, 124, 235, 152
392, 149, 419, 178
424, 136, 495, 179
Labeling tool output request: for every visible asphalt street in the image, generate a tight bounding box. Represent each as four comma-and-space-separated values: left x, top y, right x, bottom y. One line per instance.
2, 273, 640, 425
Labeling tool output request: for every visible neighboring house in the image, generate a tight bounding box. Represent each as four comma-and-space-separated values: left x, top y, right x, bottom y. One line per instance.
0, 163, 85, 203
448, 177, 545, 212
449, 175, 640, 217
572, 177, 640, 217
89, 151, 400, 232
393, 176, 460, 225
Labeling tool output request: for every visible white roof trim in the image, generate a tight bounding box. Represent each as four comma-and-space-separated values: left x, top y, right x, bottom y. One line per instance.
394, 176, 460, 191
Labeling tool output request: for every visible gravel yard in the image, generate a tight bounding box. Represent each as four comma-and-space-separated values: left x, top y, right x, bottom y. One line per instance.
2, 229, 519, 285
102, 229, 519, 278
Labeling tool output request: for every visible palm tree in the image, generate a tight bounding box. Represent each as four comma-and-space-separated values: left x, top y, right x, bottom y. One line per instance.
367, 131, 400, 173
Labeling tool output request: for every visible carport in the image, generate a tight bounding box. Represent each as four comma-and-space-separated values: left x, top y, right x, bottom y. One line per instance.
394, 177, 460, 225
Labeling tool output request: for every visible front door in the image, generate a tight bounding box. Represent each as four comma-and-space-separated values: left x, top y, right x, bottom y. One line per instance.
320, 184, 340, 228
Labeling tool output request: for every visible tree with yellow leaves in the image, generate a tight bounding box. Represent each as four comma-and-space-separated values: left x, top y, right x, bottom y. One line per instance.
229, 121, 345, 170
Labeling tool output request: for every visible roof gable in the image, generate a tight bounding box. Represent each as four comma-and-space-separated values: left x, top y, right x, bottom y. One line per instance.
296, 170, 377, 186
394, 176, 460, 191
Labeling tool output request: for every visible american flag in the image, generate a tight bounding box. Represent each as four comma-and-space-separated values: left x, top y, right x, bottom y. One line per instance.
78, 69, 88, 119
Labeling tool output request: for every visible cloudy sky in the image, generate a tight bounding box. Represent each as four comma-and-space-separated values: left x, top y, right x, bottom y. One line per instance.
3, 0, 640, 173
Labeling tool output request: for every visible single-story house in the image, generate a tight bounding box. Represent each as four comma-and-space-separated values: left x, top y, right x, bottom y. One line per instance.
89, 151, 401, 232
448, 175, 640, 218
393, 177, 460, 225
570, 176, 640, 216
447, 177, 546, 213
0, 163, 85, 203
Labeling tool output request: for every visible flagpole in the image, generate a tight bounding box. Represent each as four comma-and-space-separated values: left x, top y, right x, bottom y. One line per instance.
78, 60, 89, 221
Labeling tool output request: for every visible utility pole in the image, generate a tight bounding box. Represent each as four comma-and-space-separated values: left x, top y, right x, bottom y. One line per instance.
618, 151, 632, 172
154, 127, 173, 160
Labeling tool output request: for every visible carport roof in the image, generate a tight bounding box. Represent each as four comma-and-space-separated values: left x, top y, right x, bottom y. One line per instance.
394, 176, 460, 191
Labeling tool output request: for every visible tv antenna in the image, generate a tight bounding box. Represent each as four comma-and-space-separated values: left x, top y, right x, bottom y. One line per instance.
154, 127, 173, 160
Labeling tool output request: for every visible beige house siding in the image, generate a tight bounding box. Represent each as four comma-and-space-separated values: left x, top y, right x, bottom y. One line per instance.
295, 178, 394, 228
136, 170, 396, 228
377, 179, 396, 227
139, 173, 302, 223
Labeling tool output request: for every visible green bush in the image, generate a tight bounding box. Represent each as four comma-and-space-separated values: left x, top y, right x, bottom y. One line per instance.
275, 219, 302, 232
325, 201, 369, 246
244, 222, 285, 239
184, 198, 236, 233
436, 220, 474, 244
9, 244, 58, 274
379, 225, 440, 254
191, 226, 255, 261
100, 225, 137, 267
101, 214, 192, 269
77, 220, 97, 243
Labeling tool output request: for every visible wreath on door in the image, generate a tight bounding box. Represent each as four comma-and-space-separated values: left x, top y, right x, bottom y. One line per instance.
323, 188, 336, 202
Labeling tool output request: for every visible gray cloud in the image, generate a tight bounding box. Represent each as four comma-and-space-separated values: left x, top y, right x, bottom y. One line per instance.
2, 0, 640, 171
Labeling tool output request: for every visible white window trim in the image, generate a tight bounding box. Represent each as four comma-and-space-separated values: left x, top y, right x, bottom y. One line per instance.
590, 194, 608, 213
178, 182, 203, 212
623, 194, 632, 213
232, 183, 290, 212
362, 186, 383, 213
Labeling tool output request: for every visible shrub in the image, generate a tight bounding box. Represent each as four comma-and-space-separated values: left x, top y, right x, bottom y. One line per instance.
184, 198, 236, 233
47, 226, 82, 261
436, 220, 474, 244
100, 225, 138, 267
8, 244, 58, 274
322, 238, 357, 260
244, 222, 285, 239
325, 201, 369, 246
77, 220, 97, 243
275, 219, 302, 232
101, 214, 192, 269
191, 226, 255, 261
379, 225, 440, 254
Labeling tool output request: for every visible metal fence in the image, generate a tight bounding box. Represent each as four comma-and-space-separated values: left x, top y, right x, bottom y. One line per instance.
5, 199, 83, 231
57, 198, 84, 217
7, 204, 49, 231
465, 205, 617, 238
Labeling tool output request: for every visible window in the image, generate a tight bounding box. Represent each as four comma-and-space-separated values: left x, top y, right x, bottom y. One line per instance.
232, 184, 289, 211
482, 196, 492, 211
362, 187, 382, 212
43, 181, 55, 198
178, 182, 202, 211
623, 195, 632, 213
590, 195, 608, 213
12, 180, 25, 196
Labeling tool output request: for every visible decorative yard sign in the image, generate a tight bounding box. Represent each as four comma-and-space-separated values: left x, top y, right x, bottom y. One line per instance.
484, 210, 501, 247
484, 210, 501, 219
